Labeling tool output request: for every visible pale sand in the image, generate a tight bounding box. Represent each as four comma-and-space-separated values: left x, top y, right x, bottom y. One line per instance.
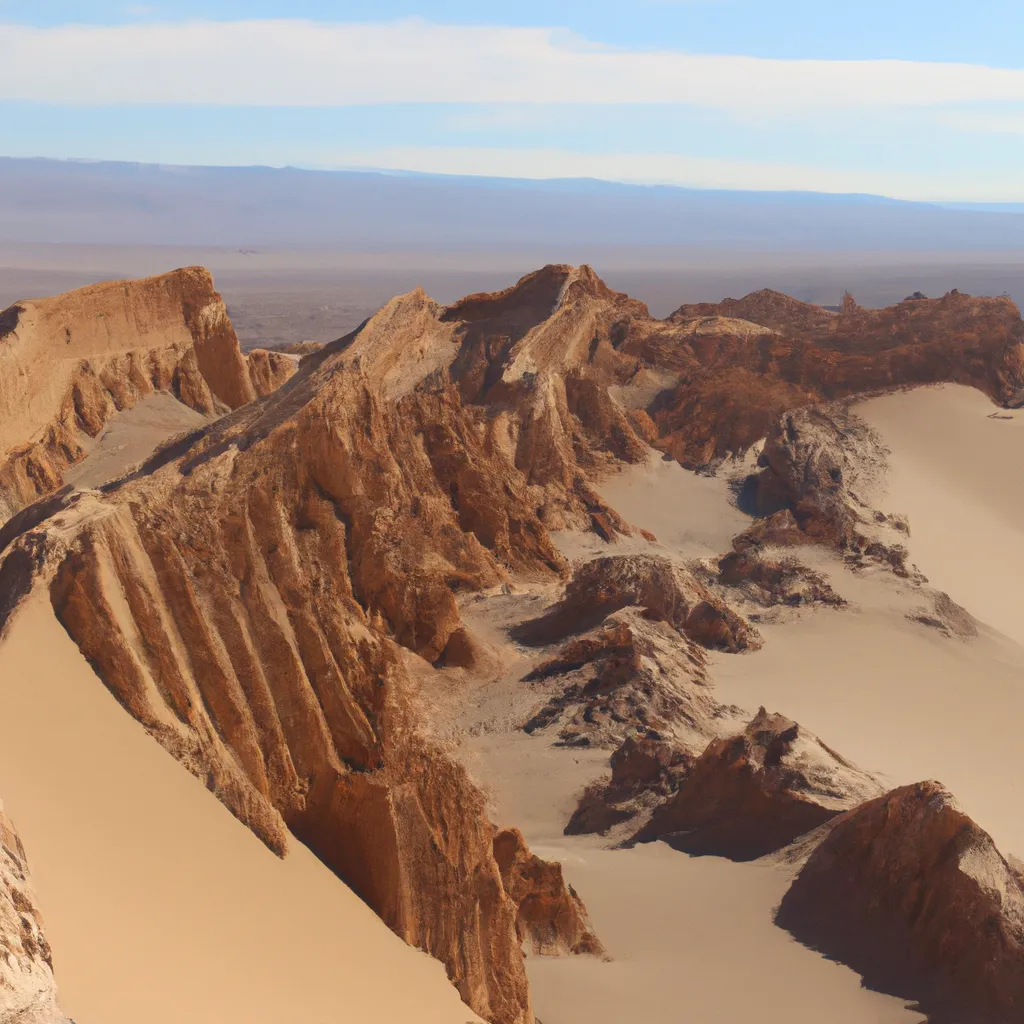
460, 385, 1024, 1023
0, 592, 483, 1024
713, 384, 1024, 854
64, 389, 209, 491
858, 384, 1024, 647
552, 449, 753, 567
595, 451, 753, 560
463, 731, 922, 1024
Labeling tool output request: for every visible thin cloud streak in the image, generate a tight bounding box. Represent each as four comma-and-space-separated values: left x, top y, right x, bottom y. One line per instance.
2, 18, 1024, 112
321, 145, 1024, 201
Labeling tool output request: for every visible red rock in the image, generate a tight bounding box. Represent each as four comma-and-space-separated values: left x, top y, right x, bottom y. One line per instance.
777, 781, 1024, 1023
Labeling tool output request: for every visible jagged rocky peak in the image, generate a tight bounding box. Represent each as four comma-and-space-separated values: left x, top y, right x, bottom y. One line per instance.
632, 707, 883, 860
777, 781, 1024, 1023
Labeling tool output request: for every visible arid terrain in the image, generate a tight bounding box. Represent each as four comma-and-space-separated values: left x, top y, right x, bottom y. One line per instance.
0, 262, 1021, 1024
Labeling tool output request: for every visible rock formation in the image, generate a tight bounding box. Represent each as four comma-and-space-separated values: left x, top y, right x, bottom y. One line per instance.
633, 708, 883, 860
492, 828, 603, 958
0, 265, 675, 1024
521, 607, 724, 751
777, 782, 1024, 1023
246, 348, 297, 397
513, 554, 758, 653
649, 287, 1024, 468
4, 264, 1024, 1022
566, 736, 693, 837
0, 803, 65, 1024
0, 268, 261, 523
713, 550, 845, 609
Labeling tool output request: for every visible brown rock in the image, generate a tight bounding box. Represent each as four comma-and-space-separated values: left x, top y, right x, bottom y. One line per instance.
493, 828, 603, 958
0, 803, 66, 1023
776, 781, 1024, 1023
716, 550, 845, 608
513, 554, 758, 653
0, 268, 263, 522
522, 608, 720, 750
566, 736, 694, 837
247, 348, 298, 396
633, 708, 883, 860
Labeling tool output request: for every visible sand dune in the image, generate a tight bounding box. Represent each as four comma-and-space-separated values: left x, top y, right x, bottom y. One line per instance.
713, 384, 1024, 855
858, 384, 1024, 647
0, 593, 483, 1024
462, 731, 922, 1024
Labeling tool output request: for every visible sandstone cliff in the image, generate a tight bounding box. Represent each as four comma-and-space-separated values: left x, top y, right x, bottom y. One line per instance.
493, 828, 603, 958
0, 268, 258, 523
0, 803, 65, 1024
776, 781, 1024, 1023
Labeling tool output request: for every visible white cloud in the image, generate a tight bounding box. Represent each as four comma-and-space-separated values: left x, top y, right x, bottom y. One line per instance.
321, 145, 1024, 202
2, 18, 1024, 113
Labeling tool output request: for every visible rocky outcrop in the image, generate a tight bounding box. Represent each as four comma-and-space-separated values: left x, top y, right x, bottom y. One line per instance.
776, 781, 1024, 1023
246, 348, 297, 397
513, 555, 759, 653
492, 828, 603, 958
0, 804, 65, 1024
566, 736, 693, 837
714, 550, 845, 609
647, 289, 1024, 467
633, 708, 883, 860
0, 268, 260, 523
521, 608, 724, 750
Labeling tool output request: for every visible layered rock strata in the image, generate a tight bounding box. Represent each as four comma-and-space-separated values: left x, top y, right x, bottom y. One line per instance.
0, 268, 259, 522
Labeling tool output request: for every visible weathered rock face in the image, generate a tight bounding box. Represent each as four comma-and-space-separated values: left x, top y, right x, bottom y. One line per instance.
0, 804, 64, 1024
0, 267, 674, 1024
521, 608, 723, 751
246, 348, 297, 397
0, 268, 258, 523
492, 828, 603, 958
728, 404, 920, 571
714, 550, 845, 609
646, 288, 1024, 467
633, 708, 883, 860
566, 736, 693, 837
776, 782, 1024, 1023
513, 555, 759, 654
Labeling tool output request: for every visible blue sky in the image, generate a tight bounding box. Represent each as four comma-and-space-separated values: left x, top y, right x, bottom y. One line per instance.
3, 1, 1024, 199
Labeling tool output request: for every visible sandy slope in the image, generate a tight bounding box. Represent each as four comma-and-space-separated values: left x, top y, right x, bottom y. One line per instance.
0, 593, 483, 1024
858, 384, 1024, 648
461, 730, 922, 1024
715, 384, 1024, 856
63, 389, 208, 490
594, 450, 753, 560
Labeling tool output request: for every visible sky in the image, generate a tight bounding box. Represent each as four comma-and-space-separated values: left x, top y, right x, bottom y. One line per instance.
3, 1, 1024, 200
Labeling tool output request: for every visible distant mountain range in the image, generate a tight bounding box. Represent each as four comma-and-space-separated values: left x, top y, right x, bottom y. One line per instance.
4, 157, 1024, 253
